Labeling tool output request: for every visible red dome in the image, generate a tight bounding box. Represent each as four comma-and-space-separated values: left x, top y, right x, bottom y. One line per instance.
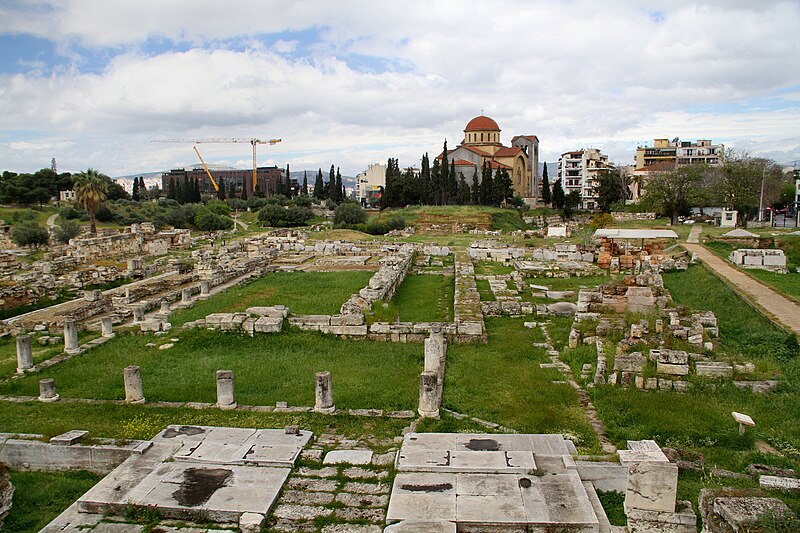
464, 115, 500, 132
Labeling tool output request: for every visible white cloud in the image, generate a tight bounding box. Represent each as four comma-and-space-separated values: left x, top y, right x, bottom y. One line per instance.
0, 0, 799, 176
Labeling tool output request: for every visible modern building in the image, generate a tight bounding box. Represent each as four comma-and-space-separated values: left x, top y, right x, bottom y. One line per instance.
355, 163, 386, 207
59, 190, 76, 202
438, 115, 539, 199
556, 148, 611, 210
160, 166, 284, 198
635, 138, 723, 169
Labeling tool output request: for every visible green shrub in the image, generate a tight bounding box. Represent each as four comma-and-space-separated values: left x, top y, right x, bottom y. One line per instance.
590, 213, 615, 228
194, 210, 233, 231
205, 199, 231, 216
11, 221, 49, 249
284, 206, 313, 226
387, 215, 406, 230
52, 219, 82, 244
258, 204, 286, 226
334, 202, 367, 225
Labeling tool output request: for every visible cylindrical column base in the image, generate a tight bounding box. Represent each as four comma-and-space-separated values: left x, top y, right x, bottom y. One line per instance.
418, 371, 439, 418
64, 320, 80, 354
38, 378, 60, 402
216, 370, 237, 410
314, 371, 335, 414
101, 317, 115, 338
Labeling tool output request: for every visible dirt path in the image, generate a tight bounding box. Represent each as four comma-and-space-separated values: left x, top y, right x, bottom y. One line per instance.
46, 213, 58, 228
683, 226, 800, 336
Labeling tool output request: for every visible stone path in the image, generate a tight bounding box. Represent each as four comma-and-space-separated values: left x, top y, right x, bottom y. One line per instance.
267, 433, 399, 532
46, 213, 58, 228
683, 226, 800, 335
538, 321, 617, 454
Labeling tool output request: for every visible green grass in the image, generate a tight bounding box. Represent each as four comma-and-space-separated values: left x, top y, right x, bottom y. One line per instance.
370, 274, 454, 323
0, 205, 57, 227
170, 270, 373, 326
0, 328, 422, 410
444, 317, 600, 452
0, 401, 412, 442
590, 263, 800, 515
0, 331, 97, 378
3, 469, 101, 532
475, 279, 495, 301
596, 490, 626, 526
525, 275, 612, 292
474, 261, 516, 276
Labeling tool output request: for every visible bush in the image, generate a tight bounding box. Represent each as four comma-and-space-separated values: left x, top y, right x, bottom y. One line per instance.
292, 195, 312, 208
334, 202, 367, 225
59, 206, 88, 221
8, 210, 37, 224
166, 204, 197, 228
11, 221, 50, 250
387, 215, 406, 230
52, 219, 82, 244
590, 213, 615, 229
258, 204, 287, 227
205, 200, 231, 216
266, 194, 288, 206
247, 196, 268, 210
284, 206, 313, 227
95, 204, 114, 222
227, 198, 247, 212
194, 210, 233, 231
365, 218, 390, 235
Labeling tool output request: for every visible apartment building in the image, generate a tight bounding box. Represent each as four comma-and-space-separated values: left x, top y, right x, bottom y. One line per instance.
635, 138, 723, 169
556, 148, 610, 210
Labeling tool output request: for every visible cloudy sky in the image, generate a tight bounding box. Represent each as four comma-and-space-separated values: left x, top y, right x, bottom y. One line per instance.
1, 0, 799, 179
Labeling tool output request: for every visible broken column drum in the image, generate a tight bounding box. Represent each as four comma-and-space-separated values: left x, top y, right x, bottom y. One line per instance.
100, 317, 114, 338
215, 370, 237, 410
182, 288, 192, 303
424, 332, 445, 374
315, 371, 335, 414
15, 334, 33, 373
418, 371, 440, 418
132, 306, 145, 323
160, 301, 171, 313
38, 378, 60, 402
124, 365, 145, 404
63, 320, 80, 354
200, 281, 210, 295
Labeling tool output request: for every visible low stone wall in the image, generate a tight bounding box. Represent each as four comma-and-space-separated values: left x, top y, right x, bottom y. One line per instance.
531, 244, 594, 263
729, 248, 787, 273
609, 212, 657, 221
467, 240, 525, 262
453, 251, 486, 340
0, 433, 151, 475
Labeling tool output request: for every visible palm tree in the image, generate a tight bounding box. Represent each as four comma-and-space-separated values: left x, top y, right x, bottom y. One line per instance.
73, 168, 109, 234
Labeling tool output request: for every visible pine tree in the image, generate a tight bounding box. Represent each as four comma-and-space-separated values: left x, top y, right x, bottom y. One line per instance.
541, 162, 551, 206
551, 178, 565, 209
314, 169, 324, 199
302, 171, 309, 196
132, 177, 140, 201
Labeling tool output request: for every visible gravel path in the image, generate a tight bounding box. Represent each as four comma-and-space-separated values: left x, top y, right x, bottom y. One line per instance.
683, 226, 800, 335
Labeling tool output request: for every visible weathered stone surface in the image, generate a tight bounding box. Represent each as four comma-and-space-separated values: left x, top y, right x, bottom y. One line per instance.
546, 302, 577, 316
0, 463, 14, 528
335, 491, 389, 508
760, 475, 800, 491
324, 450, 373, 465
695, 361, 733, 378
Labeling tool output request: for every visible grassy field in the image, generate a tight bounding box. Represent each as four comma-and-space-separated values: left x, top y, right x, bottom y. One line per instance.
0, 205, 57, 227
4, 470, 101, 533
370, 274, 454, 323
591, 264, 800, 514
0, 328, 422, 410
0, 330, 102, 378
170, 270, 372, 326
444, 317, 601, 452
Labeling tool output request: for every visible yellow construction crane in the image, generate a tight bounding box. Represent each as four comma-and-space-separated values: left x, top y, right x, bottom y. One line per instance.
152, 137, 282, 193
193, 146, 220, 192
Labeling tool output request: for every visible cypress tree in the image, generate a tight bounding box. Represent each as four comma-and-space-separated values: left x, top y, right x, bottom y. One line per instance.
328, 165, 335, 200
217, 177, 226, 200
314, 169, 324, 199
420, 153, 431, 205
471, 168, 480, 204
481, 161, 493, 205
551, 178, 565, 209
448, 161, 457, 205
430, 158, 441, 206
334, 168, 342, 203
132, 177, 140, 201
439, 140, 449, 205
457, 172, 470, 205
541, 161, 551, 206
302, 171, 309, 196
167, 177, 176, 200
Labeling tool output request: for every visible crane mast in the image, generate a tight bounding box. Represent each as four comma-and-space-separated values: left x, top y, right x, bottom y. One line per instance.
152, 137, 282, 194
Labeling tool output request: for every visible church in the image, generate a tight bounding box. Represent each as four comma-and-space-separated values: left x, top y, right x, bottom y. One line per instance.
439, 115, 539, 199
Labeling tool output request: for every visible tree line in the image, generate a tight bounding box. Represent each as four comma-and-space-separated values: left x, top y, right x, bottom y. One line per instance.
380, 141, 516, 209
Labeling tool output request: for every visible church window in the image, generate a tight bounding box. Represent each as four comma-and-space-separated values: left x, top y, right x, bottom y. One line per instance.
481, 133, 484, 141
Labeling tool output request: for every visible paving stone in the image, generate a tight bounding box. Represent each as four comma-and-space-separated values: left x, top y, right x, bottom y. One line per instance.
321, 525, 382, 533
335, 491, 389, 508
280, 489, 336, 505
343, 467, 389, 479
297, 466, 338, 478
269, 519, 317, 532
272, 504, 333, 520
343, 481, 391, 494
299, 448, 324, 462
284, 477, 338, 491
334, 506, 385, 522
324, 449, 373, 465
373, 451, 397, 466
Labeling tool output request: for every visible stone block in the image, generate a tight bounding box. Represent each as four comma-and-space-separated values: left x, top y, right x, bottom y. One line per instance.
324, 450, 374, 465
330, 314, 364, 326
457, 322, 483, 335
658, 349, 688, 365
246, 306, 289, 318
760, 475, 800, 491
328, 325, 368, 336
50, 430, 89, 446
657, 362, 689, 376
254, 317, 283, 333
625, 461, 679, 513
615, 353, 646, 373
695, 361, 733, 378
